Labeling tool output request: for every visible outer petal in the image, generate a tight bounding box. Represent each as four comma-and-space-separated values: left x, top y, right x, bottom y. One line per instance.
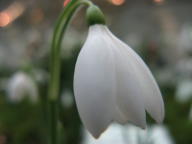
74, 25, 116, 138
107, 36, 147, 128
130, 49, 165, 123
107, 29, 165, 123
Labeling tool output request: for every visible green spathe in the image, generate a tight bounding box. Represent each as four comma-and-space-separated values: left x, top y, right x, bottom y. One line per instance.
86, 5, 106, 26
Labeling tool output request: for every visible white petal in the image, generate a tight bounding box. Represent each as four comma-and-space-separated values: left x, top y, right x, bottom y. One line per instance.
132, 51, 164, 123
74, 25, 116, 138
106, 35, 147, 128
107, 29, 164, 123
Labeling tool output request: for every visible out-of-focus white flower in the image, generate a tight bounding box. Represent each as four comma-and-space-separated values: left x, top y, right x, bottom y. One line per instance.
32, 69, 49, 84
178, 25, 192, 54
61, 89, 74, 108
7, 72, 38, 103
175, 58, 192, 78
156, 68, 175, 86
83, 124, 173, 144
176, 79, 192, 103
74, 24, 164, 138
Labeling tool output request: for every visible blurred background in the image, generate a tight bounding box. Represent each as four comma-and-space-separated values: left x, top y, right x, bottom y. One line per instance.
0, 0, 192, 144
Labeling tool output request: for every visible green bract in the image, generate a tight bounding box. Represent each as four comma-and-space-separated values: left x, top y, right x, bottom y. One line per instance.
86, 5, 106, 26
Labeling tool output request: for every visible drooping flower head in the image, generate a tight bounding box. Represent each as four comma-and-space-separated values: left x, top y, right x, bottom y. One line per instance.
74, 5, 164, 138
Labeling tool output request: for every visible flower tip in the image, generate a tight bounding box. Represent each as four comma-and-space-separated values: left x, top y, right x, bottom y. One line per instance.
139, 122, 147, 130
154, 106, 165, 124
155, 116, 165, 124
90, 129, 106, 139
88, 125, 108, 139
141, 125, 147, 130
92, 133, 100, 139
129, 119, 147, 130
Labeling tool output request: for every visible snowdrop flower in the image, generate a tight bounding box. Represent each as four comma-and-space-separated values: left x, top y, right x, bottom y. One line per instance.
84, 124, 173, 144
7, 72, 38, 103
176, 79, 192, 103
74, 6, 164, 138
61, 89, 74, 108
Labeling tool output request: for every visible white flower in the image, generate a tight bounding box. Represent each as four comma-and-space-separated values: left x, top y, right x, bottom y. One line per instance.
176, 79, 192, 102
74, 24, 164, 138
84, 125, 173, 144
61, 89, 74, 108
7, 72, 38, 103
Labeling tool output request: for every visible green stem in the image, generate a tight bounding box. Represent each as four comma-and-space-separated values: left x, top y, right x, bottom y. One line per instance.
48, 0, 92, 144
49, 101, 59, 144
48, 0, 92, 101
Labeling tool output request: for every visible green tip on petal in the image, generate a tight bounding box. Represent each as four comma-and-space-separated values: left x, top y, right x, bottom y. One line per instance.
86, 5, 106, 26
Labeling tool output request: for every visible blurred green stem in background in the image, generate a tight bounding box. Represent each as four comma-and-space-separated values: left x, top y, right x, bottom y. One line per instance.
48, 0, 92, 144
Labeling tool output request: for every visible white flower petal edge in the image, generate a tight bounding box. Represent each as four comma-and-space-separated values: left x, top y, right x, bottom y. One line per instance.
74, 24, 164, 138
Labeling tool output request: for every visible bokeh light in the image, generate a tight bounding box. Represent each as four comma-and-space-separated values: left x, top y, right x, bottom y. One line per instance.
108, 0, 125, 6
0, 12, 11, 27
153, 0, 165, 5
64, 0, 71, 7
0, 2, 25, 27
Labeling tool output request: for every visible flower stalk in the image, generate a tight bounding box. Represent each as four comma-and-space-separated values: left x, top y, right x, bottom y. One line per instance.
47, 0, 95, 144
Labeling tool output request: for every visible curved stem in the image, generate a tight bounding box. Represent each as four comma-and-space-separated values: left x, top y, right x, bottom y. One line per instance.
48, 0, 92, 144
49, 0, 92, 101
